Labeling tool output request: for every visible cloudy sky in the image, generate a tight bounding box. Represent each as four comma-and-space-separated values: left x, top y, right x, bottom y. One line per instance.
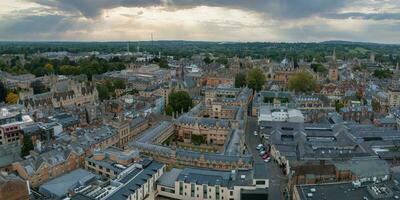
0, 0, 399, 43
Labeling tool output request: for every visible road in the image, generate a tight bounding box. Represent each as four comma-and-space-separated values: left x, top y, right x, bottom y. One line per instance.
244, 117, 287, 200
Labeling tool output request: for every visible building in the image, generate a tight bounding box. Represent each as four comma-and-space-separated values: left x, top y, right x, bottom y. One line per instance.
328, 49, 339, 81
258, 105, 304, 123
157, 167, 268, 200
340, 105, 373, 123
0, 173, 30, 200
12, 147, 84, 187
388, 85, 400, 107
85, 147, 140, 179
21, 76, 98, 112
38, 169, 97, 199
0, 144, 21, 172
73, 158, 165, 200
293, 179, 397, 200
0, 105, 33, 145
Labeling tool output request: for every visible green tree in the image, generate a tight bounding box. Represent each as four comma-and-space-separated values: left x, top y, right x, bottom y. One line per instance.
335, 100, 345, 112
168, 91, 192, 115
373, 69, 392, 79
158, 57, 169, 68
97, 84, 110, 101
216, 56, 228, 65
165, 105, 174, 116
310, 63, 328, 75
288, 71, 317, 93
21, 136, 34, 157
204, 56, 212, 64
191, 135, 206, 145
113, 79, 126, 89
247, 68, 266, 92
0, 82, 6, 103
235, 73, 247, 88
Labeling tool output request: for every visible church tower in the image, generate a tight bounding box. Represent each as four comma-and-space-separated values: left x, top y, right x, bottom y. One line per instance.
328, 48, 339, 81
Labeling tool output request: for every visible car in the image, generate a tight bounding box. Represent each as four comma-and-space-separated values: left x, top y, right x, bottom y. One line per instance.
262, 154, 269, 159
253, 131, 258, 136
256, 144, 263, 150
259, 147, 265, 152
264, 157, 271, 163
259, 151, 266, 156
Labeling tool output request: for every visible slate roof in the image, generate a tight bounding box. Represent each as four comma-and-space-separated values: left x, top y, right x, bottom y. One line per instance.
39, 169, 96, 199
104, 160, 164, 200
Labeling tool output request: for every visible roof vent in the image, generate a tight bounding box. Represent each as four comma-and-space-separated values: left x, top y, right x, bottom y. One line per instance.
307, 193, 313, 197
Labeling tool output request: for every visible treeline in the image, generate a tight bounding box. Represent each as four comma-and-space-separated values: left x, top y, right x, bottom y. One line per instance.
0, 56, 126, 79
1, 41, 400, 64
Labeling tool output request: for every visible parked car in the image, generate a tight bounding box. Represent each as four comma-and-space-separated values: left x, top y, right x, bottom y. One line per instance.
253, 131, 258, 136
256, 144, 264, 150
264, 157, 271, 163
259, 151, 266, 156
262, 154, 269, 159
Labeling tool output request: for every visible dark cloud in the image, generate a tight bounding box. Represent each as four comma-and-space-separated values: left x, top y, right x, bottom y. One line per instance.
29, 0, 347, 19
323, 12, 400, 20
0, 15, 80, 40
30, 0, 165, 18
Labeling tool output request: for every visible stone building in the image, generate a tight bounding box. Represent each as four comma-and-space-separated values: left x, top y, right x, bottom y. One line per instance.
0, 173, 30, 200
21, 76, 98, 112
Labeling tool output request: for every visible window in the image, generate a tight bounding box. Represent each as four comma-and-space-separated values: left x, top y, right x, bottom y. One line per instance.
216, 186, 220, 200
179, 182, 183, 195
256, 180, 266, 185
191, 183, 195, 197
203, 185, 207, 198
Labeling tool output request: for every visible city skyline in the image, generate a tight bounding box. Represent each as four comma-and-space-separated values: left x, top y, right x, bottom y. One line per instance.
1, 0, 400, 43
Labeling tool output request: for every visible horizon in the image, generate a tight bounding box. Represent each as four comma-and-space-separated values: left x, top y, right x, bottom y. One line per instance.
1, 1, 400, 43
0, 40, 399, 46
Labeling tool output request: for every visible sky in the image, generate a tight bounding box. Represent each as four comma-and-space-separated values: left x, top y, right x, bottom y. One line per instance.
0, 0, 400, 43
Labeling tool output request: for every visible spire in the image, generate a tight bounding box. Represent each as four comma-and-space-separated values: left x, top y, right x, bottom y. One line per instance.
332, 48, 336, 61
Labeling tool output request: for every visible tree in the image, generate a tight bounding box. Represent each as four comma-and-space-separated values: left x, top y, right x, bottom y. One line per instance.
21, 136, 34, 157
288, 71, 317, 93
235, 73, 247, 88
335, 100, 345, 112
113, 79, 126, 90
216, 56, 228, 65
247, 68, 266, 92
44, 63, 54, 74
373, 69, 392, 79
165, 105, 174, 116
31, 80, 47, 95
158, 57, 169, 68
6, 92, 19, 104
310, 63, 328, 75
168, 91, 192, 115
204, 56, 212, 64
97, 85, 110, 101
0, 82, 6, 103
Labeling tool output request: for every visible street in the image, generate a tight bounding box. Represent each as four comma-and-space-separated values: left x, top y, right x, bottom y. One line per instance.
244, 117, 287, 200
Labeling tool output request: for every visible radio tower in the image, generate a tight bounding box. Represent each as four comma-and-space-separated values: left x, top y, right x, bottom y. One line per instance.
151, 32, 154, 57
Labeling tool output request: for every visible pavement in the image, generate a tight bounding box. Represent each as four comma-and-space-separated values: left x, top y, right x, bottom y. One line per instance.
244, 117, 287, 200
